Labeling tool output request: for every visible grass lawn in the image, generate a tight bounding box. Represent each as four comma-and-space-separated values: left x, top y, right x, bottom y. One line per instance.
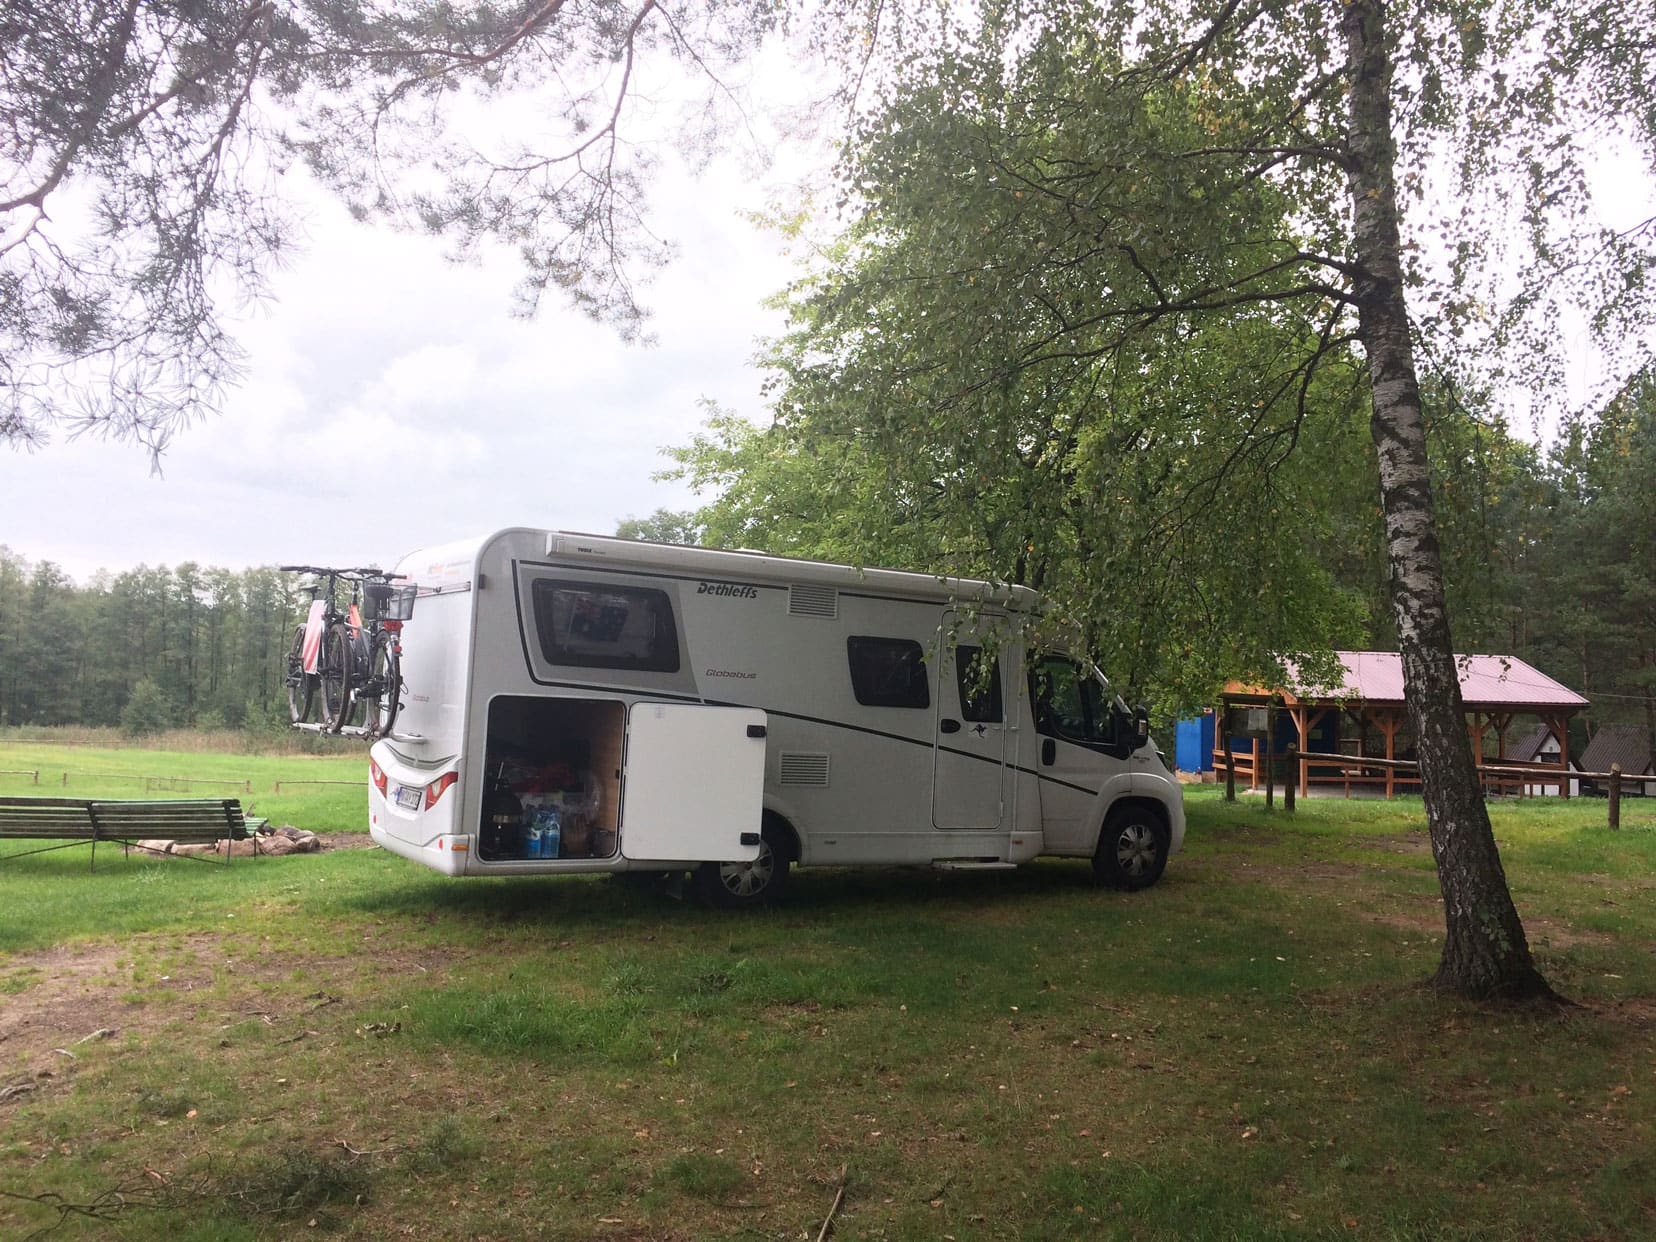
0, 735, 369, 838
2, 741, 1654, 1240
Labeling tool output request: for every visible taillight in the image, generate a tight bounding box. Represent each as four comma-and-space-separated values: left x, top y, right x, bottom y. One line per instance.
425, 771, 458, 809
369, 758, 388, 795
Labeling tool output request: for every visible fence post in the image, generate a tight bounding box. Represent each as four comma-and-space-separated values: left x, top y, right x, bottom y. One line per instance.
1285, 746, 1297, 814
1223, 738, 1235, 802
1609, 763, 1621, 831
1264, 711, 1276, 811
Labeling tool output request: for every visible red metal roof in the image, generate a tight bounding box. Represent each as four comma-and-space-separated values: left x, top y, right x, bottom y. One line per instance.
1280, 652, 1589, 710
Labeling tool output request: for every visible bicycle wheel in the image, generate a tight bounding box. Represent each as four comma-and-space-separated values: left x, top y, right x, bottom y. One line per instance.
286, 625, 315, 724
320, 623, 351, 732
337, 628, 374, 733
370, 636, 402, 739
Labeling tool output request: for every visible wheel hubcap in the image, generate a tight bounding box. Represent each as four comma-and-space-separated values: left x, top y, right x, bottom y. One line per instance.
719, 842, 775, 897
1116, 823, 1157, 876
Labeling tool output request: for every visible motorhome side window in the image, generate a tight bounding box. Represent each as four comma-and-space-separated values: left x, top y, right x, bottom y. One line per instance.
847, 636, 930, 708
1030, 654, 1116, 746
531, 580, 681, 673
955, 645, 1003, 723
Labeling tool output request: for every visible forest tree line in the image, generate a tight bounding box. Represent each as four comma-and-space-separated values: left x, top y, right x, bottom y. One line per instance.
0, 560, 294, 732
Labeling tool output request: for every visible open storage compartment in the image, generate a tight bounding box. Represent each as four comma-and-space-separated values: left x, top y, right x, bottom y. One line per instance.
480, 696, 624, 861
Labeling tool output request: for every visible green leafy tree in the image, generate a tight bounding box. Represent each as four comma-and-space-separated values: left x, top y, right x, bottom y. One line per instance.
1543, 373, 1656, 744
0, 547, 28, 725
120, 677, 175, 736
11, 561, 84, 726
615, 509, 705, 547
741, 0, 1656, 999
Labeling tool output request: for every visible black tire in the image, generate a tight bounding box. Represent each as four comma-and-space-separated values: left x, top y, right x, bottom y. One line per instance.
286, 625, 315, 724
319, 623, 351, 732
692, 825, 790, 909
1092, 806, 1169, 891
368, 635, 401, 738
337, 627, 375, 733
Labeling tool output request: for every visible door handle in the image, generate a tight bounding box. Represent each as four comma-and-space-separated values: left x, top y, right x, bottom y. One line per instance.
1041, 737, 1056, 766
940, 718, 962, 734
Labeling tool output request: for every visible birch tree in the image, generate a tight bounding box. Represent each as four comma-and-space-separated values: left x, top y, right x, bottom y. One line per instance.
757, 0, 1655, 998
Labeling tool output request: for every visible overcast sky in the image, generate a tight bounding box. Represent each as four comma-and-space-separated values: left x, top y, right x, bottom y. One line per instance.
0, 144, 805, 583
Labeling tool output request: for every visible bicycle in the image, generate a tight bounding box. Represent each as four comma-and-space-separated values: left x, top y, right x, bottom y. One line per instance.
339, 571, 415, 739
280, 565, 357, 731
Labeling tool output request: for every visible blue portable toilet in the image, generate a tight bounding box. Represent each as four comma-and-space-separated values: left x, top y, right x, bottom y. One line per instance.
1174, 710, 1216, 773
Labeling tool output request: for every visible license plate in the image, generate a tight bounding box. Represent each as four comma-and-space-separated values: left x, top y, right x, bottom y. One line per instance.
395, 786, 422, 811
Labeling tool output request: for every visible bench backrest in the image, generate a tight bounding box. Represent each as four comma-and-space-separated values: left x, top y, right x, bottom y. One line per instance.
0, 797, 248, 842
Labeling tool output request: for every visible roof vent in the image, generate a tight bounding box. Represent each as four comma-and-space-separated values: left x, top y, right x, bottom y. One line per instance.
789, 583, 838, 618
779, 752, 831, 786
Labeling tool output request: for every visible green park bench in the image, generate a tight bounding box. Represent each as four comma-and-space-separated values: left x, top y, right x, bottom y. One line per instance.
0, 797, 250, 870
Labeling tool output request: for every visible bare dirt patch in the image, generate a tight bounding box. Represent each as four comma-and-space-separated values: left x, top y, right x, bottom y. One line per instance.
312, 832, 376, 851
0, 929, 453, 1096
1, 940, 135, 1083
1371, 834, 1432, 855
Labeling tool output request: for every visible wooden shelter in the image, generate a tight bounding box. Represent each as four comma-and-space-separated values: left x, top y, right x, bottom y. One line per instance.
1216, 652, 1589, 799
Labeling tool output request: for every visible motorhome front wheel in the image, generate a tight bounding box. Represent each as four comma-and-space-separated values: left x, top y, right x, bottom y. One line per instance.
1093, 807, 1170, 891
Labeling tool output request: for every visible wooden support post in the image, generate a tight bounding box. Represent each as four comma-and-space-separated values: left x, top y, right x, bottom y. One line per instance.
1266, 695, 1281, 809
1556, 714, 1573, 800
1285, 745, 1297, 814
1381, 713, 1398, 799
1609, 763, 1622, 831
1224, 738, 1236, 802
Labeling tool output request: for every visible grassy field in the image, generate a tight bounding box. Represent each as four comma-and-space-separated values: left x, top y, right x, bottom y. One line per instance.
2, 739, 1654, 1240
0, 735, 369, 839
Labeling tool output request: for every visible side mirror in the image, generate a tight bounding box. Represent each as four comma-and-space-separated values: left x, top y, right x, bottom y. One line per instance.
1134, 705, 1151, 746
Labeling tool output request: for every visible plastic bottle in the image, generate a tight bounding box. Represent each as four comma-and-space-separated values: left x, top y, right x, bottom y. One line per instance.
543, 808, 561, 859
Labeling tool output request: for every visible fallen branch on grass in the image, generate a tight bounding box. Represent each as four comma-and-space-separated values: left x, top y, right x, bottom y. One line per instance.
816, 1163, 848, 1242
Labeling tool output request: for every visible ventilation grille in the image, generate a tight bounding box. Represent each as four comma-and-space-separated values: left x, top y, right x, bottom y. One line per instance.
779, 752, 831, 786
789, 583, 838, 618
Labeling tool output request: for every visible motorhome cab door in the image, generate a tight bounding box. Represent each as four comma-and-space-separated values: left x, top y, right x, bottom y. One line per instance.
621, 702, 767, 863
931, 613, 1009, 830
1029, 653, 1133, 853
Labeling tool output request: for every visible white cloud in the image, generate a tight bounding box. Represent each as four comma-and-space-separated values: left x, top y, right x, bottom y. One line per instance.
0, 115, 808, 581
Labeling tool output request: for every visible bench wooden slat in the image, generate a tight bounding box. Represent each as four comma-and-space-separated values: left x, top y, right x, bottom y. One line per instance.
0, 797, 249, 846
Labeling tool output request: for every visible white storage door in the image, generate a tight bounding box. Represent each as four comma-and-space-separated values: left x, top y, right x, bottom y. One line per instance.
621, 703, 767, 862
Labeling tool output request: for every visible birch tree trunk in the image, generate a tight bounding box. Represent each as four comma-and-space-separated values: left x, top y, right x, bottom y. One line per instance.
1342, 0, 1556, 999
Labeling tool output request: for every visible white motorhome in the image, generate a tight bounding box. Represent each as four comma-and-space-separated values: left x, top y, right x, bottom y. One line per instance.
366, 529, 1184, 905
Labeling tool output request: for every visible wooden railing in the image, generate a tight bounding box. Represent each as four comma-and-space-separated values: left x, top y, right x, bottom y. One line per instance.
1211, 746, 1645, 826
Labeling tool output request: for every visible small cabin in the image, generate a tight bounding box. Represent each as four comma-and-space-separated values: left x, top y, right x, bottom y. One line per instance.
1577, 725, 1656, 798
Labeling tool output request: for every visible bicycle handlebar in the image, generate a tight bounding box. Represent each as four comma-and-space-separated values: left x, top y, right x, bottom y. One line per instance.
278, 564, 407, 581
